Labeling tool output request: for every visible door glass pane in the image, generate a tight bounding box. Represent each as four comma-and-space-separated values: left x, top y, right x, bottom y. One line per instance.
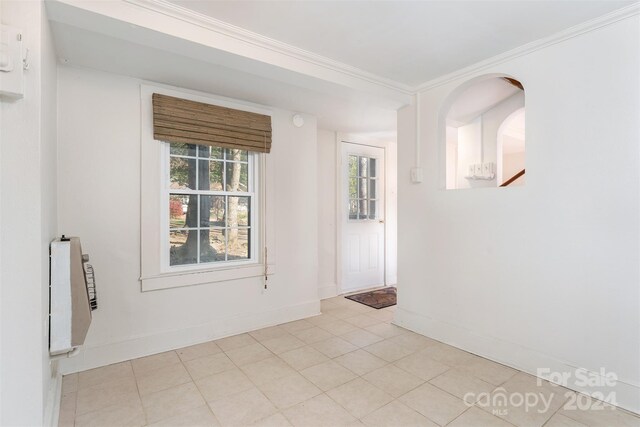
369, 158, 377, 178
349, 178, 358, 199
348, 155, 358, 178
358, 199, 368, 219
228, 196, 250, 227
170, 142, 196, 157
200, 229, 226, 262
169, 195, 188, 228
368, 179, 376, 199
349, 200, 358, 220
169, 230, 197, 265
358, 157, 368, 177
201, 195, 225, 227
369, 200, 377, 220
227, 228, 249, 260
170, 157, 195, 190
225, 162, 248, 192
358, 178, 368, 199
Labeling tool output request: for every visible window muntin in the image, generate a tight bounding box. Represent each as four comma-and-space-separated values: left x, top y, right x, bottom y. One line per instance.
167, 143, 255, 267
348, 155, 378, 220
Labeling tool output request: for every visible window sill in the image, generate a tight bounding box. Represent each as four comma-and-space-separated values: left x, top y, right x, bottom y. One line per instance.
140, 263, 276, 292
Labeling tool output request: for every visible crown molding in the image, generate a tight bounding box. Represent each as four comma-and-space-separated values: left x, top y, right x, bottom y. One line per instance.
51, 0, 638, 99
124, 0, 414, 95
415, 2, 640, 93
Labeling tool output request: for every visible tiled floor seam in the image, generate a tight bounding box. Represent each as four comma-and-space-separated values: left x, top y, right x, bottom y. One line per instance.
540, 389, 575, 427
170, 351, 224, 427
212, 337, 312, 423
130, 362, 148, 426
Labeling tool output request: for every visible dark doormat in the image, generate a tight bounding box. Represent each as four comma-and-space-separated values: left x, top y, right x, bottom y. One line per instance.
345, 287, 396, 309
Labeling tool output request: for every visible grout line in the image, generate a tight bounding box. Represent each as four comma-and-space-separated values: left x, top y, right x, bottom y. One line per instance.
128, 360, 148, 426
71, 376, 79, 427
180, 350, 224, 427
443, 406, 472, 427
70, 362, 143, 425
539, 389, 572, 427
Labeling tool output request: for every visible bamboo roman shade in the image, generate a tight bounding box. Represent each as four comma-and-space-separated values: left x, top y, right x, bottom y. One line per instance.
152, 93, 272, 153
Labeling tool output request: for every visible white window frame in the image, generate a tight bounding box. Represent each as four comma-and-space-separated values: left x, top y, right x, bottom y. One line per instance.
140, 84, 276, 292
161, 145, 259, 273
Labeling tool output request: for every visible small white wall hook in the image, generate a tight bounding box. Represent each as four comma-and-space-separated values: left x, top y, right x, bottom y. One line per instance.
22, 47, 29, 70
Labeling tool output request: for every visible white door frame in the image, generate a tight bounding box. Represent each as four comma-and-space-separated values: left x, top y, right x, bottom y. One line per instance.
335, 133, 388, 295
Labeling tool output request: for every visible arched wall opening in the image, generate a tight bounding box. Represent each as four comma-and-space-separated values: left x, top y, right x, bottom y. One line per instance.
441, 75, 525, 189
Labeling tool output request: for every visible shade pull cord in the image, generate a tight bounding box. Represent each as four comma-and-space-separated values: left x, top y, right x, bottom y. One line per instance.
264, 247, 268, 290
263, 152, 268, 290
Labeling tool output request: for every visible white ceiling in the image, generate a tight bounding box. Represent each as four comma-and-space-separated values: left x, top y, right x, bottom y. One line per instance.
49, 21, 398, 132
168, 0, 633, 86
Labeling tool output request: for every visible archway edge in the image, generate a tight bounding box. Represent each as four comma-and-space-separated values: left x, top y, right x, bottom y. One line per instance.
436, 73, 525, 189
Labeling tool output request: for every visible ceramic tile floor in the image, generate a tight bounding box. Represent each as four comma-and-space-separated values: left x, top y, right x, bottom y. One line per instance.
59, 296, 640, 427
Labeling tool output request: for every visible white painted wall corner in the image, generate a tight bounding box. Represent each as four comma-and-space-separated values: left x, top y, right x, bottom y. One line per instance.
43, 371, 62, 427
318, 283, 338, 300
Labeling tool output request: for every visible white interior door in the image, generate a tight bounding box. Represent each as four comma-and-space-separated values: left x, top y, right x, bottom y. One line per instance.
341, 142, 385, 292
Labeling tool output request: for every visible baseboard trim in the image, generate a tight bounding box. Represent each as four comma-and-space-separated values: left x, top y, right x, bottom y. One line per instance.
394, 307, 640, 415
44, 370, 62, 427
59, 299, 320, 374
319, 283, 338, 300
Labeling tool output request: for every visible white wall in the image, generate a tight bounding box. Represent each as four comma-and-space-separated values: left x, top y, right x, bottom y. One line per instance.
396, 16, 640, 412
317, 129, 338, 299
57, 66, 319, 373
445, 126, 457, 189
0, 1, 58, 425
316, 130, 398, 298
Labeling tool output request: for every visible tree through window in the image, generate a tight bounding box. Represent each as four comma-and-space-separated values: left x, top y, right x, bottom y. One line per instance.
167, 143, 254, 266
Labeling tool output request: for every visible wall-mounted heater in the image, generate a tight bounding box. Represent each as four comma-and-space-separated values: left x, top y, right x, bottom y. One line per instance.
49, 236, 97, 356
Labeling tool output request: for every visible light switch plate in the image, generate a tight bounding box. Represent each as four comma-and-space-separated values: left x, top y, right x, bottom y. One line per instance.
482, 162, 494, 179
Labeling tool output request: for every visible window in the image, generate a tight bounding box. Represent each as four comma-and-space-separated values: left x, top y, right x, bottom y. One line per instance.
166, 143, 256, 268
348, 155, 378, 220
141, 85, 275, 291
